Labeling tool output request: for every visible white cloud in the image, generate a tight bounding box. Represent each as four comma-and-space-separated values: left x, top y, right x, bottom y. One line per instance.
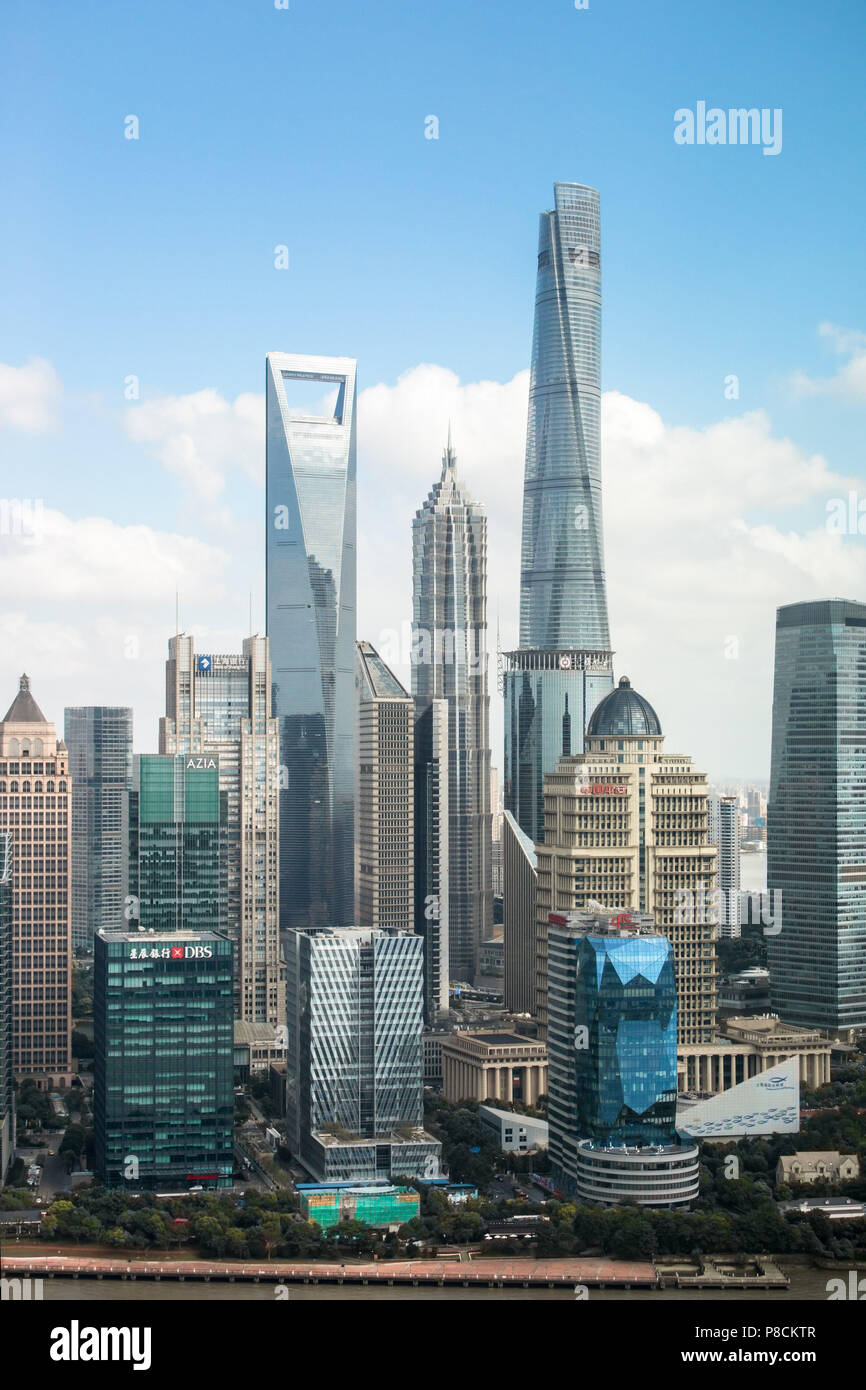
791, 322, 866, 400
354, 372, 865, 779
0, 358, 63, 432
124, 388, 263, 501
17, 361, 862, 777
0, 509, 234, 743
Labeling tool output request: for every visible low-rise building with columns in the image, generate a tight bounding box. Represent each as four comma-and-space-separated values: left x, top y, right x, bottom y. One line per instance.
441, 1031, 548, 1106
678, 1015, 831, 1095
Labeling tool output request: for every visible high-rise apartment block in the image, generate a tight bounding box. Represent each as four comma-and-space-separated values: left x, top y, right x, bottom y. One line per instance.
93, 928, 234, 1190
355, 641, 414, 932
768, 599, 866, 1031
266, 353, 357, 929
504, 183, 614, 842
65, 706, 133, 953
536, 677, 717, 1044
0, 676, 73, 1087
285, 927, 441, 1183
159, 635, 282, 1024
412, 435, 492, 982
710, 795, 741, 938
129, 754, 225, 935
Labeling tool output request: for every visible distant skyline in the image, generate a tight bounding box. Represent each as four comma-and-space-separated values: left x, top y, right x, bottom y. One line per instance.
2, 0, 865, 780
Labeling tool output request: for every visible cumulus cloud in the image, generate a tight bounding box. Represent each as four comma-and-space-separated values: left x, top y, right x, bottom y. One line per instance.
0, 509, 234, 740
791, 322, 866, 400
124, 388, 263, 501
0, 358, 63, 432
353, 372, 864, 779
25, 361, 863, 776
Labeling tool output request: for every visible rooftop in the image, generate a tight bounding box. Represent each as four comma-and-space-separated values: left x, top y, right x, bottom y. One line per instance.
587, 676, 662, 738
2, 673, 48, 726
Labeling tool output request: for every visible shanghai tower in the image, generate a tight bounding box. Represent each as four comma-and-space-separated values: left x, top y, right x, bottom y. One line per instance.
266, 352, 357, 928
504, 183, 614, 841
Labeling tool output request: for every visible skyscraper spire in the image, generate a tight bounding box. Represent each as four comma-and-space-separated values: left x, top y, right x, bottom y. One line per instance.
503, 182, 615, 842
413, 440, 493, 982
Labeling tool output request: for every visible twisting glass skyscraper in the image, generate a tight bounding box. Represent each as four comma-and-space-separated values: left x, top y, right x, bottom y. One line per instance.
504, 183, 614, 842
266, 353, 357, 928
412, 435, 492, 982
768, 599, 866, 1030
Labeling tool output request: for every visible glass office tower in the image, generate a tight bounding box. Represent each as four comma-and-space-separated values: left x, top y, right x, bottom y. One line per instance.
412, 435, 493, 983
548, 907, 698, 1206
265, 352, 357, 929
504, 183, 614, 842
160, 636, 282, 1024
93, 928, 234, 1190
285, 927, 441, 1182
129, 754, 225, 934
65, 706, 133, 952
768, 599, 866, 1031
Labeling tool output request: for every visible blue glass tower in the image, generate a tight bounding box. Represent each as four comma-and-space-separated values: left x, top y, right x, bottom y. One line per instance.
504, 184, 614, 842
547, 908, 697, 1203
768, 599, 866, 1030
265, 353, 357, 928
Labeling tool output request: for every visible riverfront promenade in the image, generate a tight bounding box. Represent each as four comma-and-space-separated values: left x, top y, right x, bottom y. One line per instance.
1, 1253, 655, 1289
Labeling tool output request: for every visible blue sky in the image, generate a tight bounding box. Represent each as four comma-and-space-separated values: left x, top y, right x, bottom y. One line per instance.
1, 0, 865, 777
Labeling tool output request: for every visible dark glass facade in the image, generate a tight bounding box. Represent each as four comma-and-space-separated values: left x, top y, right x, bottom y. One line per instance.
65, 706, 133, 953
768, 599, 866, 1029
93, 929, 234, 1190
265, 353, 357, 929
129, 755, 225, 934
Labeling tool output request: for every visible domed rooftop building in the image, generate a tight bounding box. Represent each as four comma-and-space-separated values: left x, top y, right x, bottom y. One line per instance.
587, 676, 662, 739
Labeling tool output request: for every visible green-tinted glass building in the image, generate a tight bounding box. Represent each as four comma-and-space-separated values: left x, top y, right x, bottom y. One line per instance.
129, 754, 225, 933
93, 928, 234, 1190
297, 1183, 420, 1229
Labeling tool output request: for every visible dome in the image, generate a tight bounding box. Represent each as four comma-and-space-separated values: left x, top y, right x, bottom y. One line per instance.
587, 676, 662, 738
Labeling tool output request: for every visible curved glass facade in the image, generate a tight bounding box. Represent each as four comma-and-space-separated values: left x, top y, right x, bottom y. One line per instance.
504, 652, 613, 843
520, 183, 610, 653
504, 184, 614, 839
265, 354, 357, 928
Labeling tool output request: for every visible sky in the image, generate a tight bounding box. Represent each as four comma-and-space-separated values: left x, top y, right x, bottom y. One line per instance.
1, 0, 864, 779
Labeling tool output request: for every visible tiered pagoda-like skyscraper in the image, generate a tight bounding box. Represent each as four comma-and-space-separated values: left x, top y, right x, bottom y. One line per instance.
412, 435, 493, 983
